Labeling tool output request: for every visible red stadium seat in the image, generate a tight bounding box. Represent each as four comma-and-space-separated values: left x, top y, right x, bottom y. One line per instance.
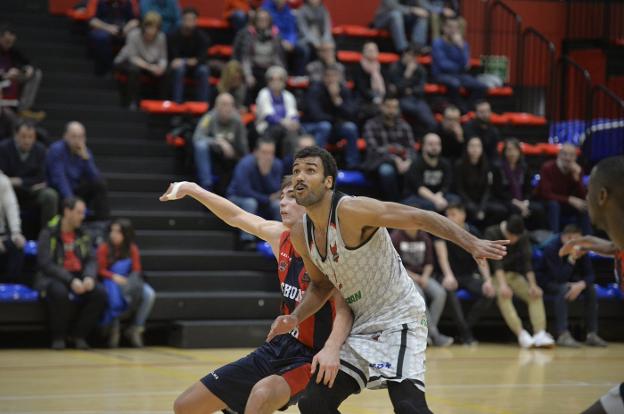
208, 44, 233, 58
505, 112, 547, 126
139, 100, 208, 115
332, 25, 390, 38
67, 0, 97, 21
196, 17, 230, 30
336, 50, 399, 64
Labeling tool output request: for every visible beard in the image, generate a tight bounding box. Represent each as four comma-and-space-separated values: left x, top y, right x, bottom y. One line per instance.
295, 186, 325, 207
425, 151, 439, 159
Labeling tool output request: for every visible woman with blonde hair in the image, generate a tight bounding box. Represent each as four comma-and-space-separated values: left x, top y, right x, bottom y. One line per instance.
217, 60, 248, 110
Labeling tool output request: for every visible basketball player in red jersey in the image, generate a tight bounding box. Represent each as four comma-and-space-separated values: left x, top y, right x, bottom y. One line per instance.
160, 177, 352, 414
559, 156, 624, 414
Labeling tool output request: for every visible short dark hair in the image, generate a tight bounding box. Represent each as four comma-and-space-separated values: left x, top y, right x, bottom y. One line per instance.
593, 155, 624, 207
562, 223, 582, 235
446, 201, 465, 212
506, 215, 525, 236
293, 146, 338, 190
255, 135, 275, 149
384, 91, 399, 102
15, 119, 36, 134
280, 175, 293, 191
0, 23, 14, 36
182, 7, 198, 17
63, 196, 84, 211
475, 99, 490, 109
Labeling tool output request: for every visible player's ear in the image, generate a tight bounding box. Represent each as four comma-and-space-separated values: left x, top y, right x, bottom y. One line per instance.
324, 175, 333, 190
598, 187, 608, 206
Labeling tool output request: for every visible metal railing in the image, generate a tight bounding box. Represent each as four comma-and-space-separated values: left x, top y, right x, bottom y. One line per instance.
484, 0, 522, 85
584, 85, 624, 163
566, 0, 624, 43
518, 27, 556, 118
552, 57, 592, 123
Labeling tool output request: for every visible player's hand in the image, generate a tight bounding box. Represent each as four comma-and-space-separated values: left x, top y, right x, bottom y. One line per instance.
471, 239, 509, 261
159, 182, 191, 201
266, 315, 298, 342
312, 344, 340, 388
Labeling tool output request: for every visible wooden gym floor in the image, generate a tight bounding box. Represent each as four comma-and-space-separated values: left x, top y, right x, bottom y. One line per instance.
0, 344, 622, 414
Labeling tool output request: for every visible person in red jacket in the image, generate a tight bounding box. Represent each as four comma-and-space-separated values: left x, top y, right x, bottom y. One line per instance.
536, 143, 591, 234
97, 219, 155, 347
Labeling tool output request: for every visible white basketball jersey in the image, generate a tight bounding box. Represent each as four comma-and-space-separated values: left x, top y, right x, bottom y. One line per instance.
303, 192, 426, 334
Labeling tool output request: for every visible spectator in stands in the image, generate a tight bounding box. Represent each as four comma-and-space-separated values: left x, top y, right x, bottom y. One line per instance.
97, 218, 156, 348
539, 224, 607, 348
217, 60, 248, 110
262, 0, 309, 76
463, 100, 501, 163
297, 0, 334, 58
387, 46, 436, 132
536, 143, 591, 234
114, 11, 167, 109
431, 17, 486, 113
88, 0, 139, 76
282, 134, 315, 175
421, 0, 460, 40
140, 0, 180, 34
0, 171, 25, 283
305, 41, 345, 84
436, 105, 464, 159
233, 9, 285, 94
391, 228, 453, 347
46, 121, 110, 221
193, 93, 249, 193
363, 95, 416, 201
37, 197, 108, 350
168, 7, 210, 103
454, 136, 507, 227
484, 215, 555, 348
0, 120, 58, 228
372, 0, 430, 53
224, 0, 263, 32
301, 64, 360, 169
0, 86, 18, 140
434, 202, 496, 345
403, 132, 457, 212
255, 66, 300, 158
493, 138, 546, 229
227, 137, 282, 249
0, 24, 43, 118
353, 42, 386, 122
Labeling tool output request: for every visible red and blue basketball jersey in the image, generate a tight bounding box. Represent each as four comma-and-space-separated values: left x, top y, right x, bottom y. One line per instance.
278, 230, 335, 352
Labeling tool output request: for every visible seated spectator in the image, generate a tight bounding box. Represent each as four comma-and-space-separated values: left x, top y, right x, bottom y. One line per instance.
36, 197, 108, 350
224, 0, 263, 32
431, 17, 486, 113
226, 137, 282, 249
539, 224, 607, 348
282, 134, 315, 175
301, 64, 359, 169
535, 143, 591, 234
421, 0, 459, 40
0, 87, 18, 140
296, 0, 334, 58
305, 41, 345, 84
262, 0, 309, 76
387, 47, 436, 132
193, 93, 249, 193
114, 12, 167, 109
493, 138, 546, 229
436, 105, 464, 159
139, 0, 180, 34
362, 95, 416, 201
46, 121, 110, 221
391, 228, 453, 347
454, 136, 507, 227
97, 219, 156, 348
217, 60, 248, 110
372, 0, 429, 53
403, 132, 458, 212
484, 215, 555, 348
463, 100, 501, 163
233, 9, 285, 95
434, 202, 496, 345
0, 24, 43, 118
353, 42, 386, 122
88, 0, 139, 76
0, 171, 25, 283
255, 66, 300, 157
0, 120, 58, 229
168, 7, 210, 103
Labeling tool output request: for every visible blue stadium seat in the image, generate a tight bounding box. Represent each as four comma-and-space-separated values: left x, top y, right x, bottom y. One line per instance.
0, 284, 39, 303
24, 240, 38, 256
256, 241, 274, 259
455, 289, 474, 301
336, 170, 371, 188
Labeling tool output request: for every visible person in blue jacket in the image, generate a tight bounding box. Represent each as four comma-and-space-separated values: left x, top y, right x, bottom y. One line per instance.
262, 0, 309, 75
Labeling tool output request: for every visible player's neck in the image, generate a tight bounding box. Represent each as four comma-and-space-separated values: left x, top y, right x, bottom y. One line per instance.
306, 191, 334, 229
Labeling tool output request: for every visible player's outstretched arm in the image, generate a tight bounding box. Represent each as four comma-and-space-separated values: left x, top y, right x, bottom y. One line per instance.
266, 220, 335, 342
559, 235, 617, 257
312, 291, 353, 388
340, 196, 509, 261
160, 182, 284, 254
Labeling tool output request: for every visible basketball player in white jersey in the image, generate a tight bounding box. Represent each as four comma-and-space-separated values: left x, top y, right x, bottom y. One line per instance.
267, 146, 509, 413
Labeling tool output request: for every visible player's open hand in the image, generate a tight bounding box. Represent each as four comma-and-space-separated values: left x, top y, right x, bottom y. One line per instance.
559, 238, 587, 257
266, 315, 298, 342
312, 345, 340, 388
159, 182, 190, 201
472, 239, 509, 261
